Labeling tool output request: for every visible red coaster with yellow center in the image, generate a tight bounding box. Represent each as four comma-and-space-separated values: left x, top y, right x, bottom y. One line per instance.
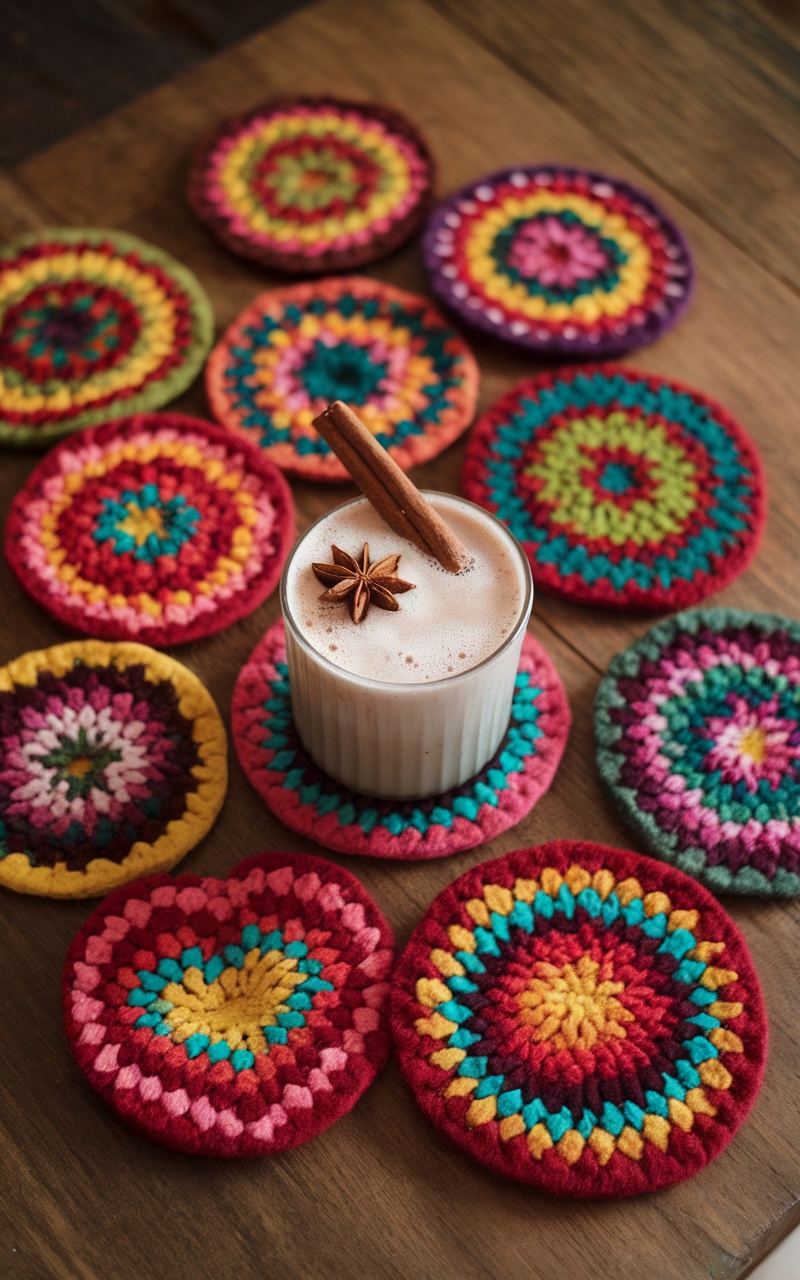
188, 96, 433, 274
391, 841, 767, 1197
6, 413, 294, 646
63, 851, 395, 1154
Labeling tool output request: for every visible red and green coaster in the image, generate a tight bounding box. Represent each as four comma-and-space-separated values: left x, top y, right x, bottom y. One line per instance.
462, 365, 765, 611
231, 618, 570, 860
6, 413, 295, 647
206, 275, 478, 482
188, 96, 433, 274
0, 640, 227, 899
596, 609, 800, 897
0, 229, 214, 448
391, 840, 767, 1197
63, 851, 395, 1155
424, 166, 692, 358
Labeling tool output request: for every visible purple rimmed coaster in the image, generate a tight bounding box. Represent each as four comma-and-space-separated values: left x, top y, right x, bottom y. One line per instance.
232, 619, 571, 860
423, 166, 693, 359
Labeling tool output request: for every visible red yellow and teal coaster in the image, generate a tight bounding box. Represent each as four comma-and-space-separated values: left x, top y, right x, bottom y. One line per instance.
231, 618, 570, 860
462, 365, 765, 611
0, 229, 214, 448
391, 840, 767, 1197
0, 641, 227, 898
206, 275, 478, 482
596, 610, 800, 897
6, 413, 295, 647
188, 96, 433, 274
63, 851, 394, 1155
424, 166, 692, 358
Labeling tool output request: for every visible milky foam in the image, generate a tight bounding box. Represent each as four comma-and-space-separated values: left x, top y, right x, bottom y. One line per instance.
283, 494, 529, 684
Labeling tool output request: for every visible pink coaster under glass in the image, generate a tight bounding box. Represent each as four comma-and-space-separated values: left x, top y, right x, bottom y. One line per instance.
232, 619, 571, 860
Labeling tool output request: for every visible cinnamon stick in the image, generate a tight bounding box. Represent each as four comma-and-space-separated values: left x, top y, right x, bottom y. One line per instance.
312, 401, 472, 573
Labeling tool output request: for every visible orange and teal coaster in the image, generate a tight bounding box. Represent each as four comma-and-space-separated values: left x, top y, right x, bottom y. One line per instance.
391, 840, 767, 1197
188, 96, 433, 274
0, 229, 214, 448
596, 609, 800, 897
462, 365, 765, 611
0, 641, 227, 899
231, 619, 570, 860
206, 275, 479, 482
5, 413, 295, 647
424, 166, 693, 358
63, 851, 395, 1155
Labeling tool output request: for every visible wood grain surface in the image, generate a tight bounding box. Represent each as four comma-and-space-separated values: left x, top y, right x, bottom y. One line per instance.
1, 2, 799, 1277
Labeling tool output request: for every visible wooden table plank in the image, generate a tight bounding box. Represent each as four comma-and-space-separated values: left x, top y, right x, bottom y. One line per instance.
1, 1, 799, 1277
431, 0, 800, 289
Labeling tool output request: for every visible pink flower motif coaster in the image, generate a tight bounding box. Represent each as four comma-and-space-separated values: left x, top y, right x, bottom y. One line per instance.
63, 851, 395, 1155
424, 165, 693, 358
232, 619, 571, 860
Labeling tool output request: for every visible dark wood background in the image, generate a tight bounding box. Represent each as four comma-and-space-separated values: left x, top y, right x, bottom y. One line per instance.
1, 2, 799, 1278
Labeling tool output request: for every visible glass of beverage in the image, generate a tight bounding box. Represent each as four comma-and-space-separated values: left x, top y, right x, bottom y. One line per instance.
280, 491, 533, 799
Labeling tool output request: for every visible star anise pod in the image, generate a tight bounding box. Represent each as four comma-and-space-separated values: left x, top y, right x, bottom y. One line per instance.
311, 543, 415, 624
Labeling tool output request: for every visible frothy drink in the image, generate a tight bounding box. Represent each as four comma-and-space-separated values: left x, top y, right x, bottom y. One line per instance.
281, 493, 533, 798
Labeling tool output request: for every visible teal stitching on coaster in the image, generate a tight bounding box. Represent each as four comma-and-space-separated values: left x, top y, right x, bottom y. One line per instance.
262, 663, 543, 838
232, 619, 571, 861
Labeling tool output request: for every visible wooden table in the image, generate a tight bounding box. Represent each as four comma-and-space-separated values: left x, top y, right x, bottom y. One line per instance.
1, 2, 798, 1276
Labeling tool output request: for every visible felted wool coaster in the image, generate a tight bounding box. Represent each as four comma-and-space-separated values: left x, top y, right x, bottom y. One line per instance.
6, 413, 295, 647
0, 229, 214, 448
63, 851, 394, 1155
0, 641, 227, 898
391, 840, 767, 1197
206, 275, 479, 482
188, 96, 433, 274
424, 166, 692, 358
462, 365, 764, 612
231, 619, 570, 860
596, 609, 800, 897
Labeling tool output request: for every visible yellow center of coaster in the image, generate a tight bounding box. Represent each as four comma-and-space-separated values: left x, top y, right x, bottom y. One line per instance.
738, 725, 767, 764
517, 954, 634, 1050
162, 949, 308, 1055
118, 503, 166, 545
65, 755, 94, 778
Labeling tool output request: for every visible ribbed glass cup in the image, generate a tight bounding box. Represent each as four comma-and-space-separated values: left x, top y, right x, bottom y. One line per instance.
280, 493, 533, 800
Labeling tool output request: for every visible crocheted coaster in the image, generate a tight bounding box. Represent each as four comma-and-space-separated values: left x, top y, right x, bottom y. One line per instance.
188, 96, 433, 274
6, 413, 295, 647
391, 840, 767, 1197
424, 166, 692, 358
63, 851, 394, 1155
0, 641, 227, 899
206, 276, 478, 482
596, 610, 800, 897
232, 618, 570, 860
0, 229, 213, 448
462, 365, 764, 611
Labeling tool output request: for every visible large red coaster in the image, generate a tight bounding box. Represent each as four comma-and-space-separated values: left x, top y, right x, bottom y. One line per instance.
63, 852, 395, 1156
6, 413, 295, 646
391, 841, 767, 1197
232, 619, 570, 860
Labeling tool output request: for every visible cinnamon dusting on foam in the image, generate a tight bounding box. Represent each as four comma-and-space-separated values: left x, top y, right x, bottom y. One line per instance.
287, 495, 526, 685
